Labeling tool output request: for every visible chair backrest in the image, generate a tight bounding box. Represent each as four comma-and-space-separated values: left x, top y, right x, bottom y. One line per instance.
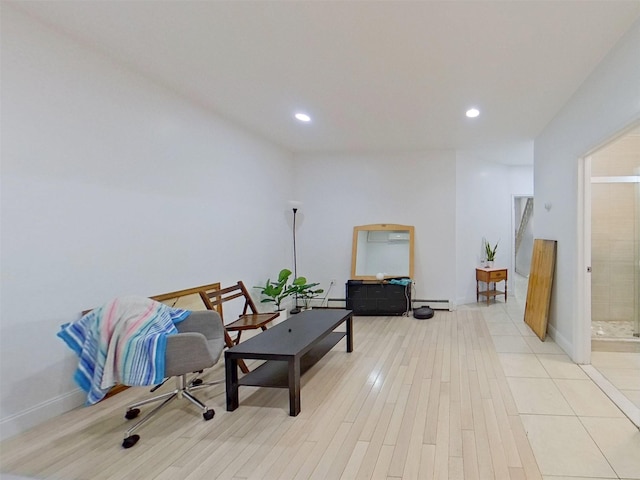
198, 281, 259, 322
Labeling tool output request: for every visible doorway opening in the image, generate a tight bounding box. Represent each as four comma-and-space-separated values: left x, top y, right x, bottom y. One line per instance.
511, 195, 534, 303
580, 123, 640, 427
514, 195, 534, 278
589, 126, 640, 348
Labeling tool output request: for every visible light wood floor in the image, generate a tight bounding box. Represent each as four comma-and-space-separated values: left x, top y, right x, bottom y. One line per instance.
0, 309, 543, 480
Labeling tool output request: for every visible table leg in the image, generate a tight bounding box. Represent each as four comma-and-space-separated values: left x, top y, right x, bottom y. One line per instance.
225, 356, 239, 411
346, 314, 353, 352
288, 357, 301, 416
505, 280, 508, 302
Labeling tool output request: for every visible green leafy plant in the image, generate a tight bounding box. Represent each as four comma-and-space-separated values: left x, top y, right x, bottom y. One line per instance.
254, 268, 297, 311
254, 269, 324, 311
293, 279, 324, 309
484, 239, 499, 262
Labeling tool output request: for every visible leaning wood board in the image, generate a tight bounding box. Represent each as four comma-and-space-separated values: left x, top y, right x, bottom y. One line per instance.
524, 239, 557, 341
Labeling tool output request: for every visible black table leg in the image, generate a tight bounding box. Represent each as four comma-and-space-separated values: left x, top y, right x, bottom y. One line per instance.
288, 357, 301, 416
346, 314, 353, 352
225, 356, 239, 411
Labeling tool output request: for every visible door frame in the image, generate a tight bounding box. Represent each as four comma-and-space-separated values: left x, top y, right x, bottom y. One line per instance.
578, 119, 640, 364
576, 155, 592, 364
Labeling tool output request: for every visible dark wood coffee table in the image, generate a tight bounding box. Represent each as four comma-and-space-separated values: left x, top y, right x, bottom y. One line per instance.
224, 308, 353, 416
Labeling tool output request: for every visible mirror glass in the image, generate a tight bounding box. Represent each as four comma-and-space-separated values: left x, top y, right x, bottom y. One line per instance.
351, 224, 414, 280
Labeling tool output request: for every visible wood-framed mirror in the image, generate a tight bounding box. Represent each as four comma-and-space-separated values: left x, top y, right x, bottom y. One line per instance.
351, 224, 415, 280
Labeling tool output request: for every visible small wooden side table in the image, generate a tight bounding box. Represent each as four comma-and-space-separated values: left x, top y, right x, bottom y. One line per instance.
476, 267, 508, 305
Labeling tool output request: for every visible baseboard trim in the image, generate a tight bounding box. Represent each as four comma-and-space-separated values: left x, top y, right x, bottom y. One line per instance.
0, 388, 85, 441
546, 322, 572, 357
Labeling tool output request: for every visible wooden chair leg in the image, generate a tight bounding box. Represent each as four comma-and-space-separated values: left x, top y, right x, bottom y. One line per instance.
224, 330, 249, 374
238, 359, 250, 374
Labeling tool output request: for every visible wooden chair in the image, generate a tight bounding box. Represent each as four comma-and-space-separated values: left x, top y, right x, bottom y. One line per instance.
151, 282, 222, 309
199, 281, 280, 373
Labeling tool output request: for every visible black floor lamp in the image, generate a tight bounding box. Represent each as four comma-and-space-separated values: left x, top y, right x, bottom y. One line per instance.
289, 201, 302, 315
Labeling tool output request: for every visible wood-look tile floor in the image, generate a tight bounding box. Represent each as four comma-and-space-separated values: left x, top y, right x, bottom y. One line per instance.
1, 289, 638, 479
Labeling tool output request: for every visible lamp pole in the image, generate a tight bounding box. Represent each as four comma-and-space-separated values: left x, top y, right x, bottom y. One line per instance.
290, 207, 301, 314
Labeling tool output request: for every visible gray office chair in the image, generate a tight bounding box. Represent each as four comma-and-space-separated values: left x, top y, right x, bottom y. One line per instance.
122, 310, 226, 448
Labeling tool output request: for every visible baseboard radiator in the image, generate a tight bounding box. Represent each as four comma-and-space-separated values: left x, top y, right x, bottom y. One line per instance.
412, 299, 453, 311
327, 298, 347, 309
327, 298, 453, 311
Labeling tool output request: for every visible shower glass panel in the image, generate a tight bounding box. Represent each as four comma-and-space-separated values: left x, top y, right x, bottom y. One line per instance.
591, 179, 639, 338
591, 130, 640, 339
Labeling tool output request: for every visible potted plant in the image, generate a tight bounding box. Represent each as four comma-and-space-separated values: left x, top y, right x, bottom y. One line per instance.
254, 268, 298, 311
483, 238, 499, 267
293, 280, 324, 310
255, 269, 325, 313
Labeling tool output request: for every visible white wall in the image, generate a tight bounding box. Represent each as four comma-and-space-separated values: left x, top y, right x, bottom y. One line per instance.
455, 153, 533, 305
0, 7, 294, 439
293, 151, 457, 304
534, 18, 640, 361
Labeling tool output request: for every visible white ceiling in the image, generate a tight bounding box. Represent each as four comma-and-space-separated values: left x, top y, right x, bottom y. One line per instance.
11, 1, 640, 164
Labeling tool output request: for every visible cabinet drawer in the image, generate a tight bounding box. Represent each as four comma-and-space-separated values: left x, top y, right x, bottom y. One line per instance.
489, 270, 507, 281
347, 284, 368, 297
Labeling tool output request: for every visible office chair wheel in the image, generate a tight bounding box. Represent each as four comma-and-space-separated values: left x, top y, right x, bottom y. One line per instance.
191, 378, 203, 386
124, 408, 140, 420
203, 409, 215, 421
122, 435, 140, 449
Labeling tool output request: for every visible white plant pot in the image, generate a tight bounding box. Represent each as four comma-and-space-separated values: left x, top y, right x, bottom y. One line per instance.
276, 308, 288, 322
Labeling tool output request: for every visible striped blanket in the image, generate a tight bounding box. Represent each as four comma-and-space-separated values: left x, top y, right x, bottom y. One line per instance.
58, 296, 190, 405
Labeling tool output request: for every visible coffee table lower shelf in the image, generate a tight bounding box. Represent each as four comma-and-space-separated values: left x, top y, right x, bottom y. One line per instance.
238, 332, 345, 389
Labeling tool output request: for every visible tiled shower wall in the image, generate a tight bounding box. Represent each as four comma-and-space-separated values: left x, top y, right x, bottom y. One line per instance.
590, 130, 639, 328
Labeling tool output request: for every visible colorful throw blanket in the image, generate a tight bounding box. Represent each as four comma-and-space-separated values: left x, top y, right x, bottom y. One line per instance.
58, 296, 190, 405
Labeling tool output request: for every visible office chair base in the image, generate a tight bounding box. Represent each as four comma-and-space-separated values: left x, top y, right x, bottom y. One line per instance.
125, 408, 141, 420
122, 435, 140, 449
203, 409, 215, 421
121, 374, 222, 448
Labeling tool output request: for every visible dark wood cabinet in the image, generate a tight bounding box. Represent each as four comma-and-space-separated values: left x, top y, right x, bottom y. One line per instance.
346, 281, 411, 315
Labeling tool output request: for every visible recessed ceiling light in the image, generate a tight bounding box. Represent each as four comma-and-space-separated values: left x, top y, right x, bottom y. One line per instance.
294, 113, 311, 122
466, 108, 480, 118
